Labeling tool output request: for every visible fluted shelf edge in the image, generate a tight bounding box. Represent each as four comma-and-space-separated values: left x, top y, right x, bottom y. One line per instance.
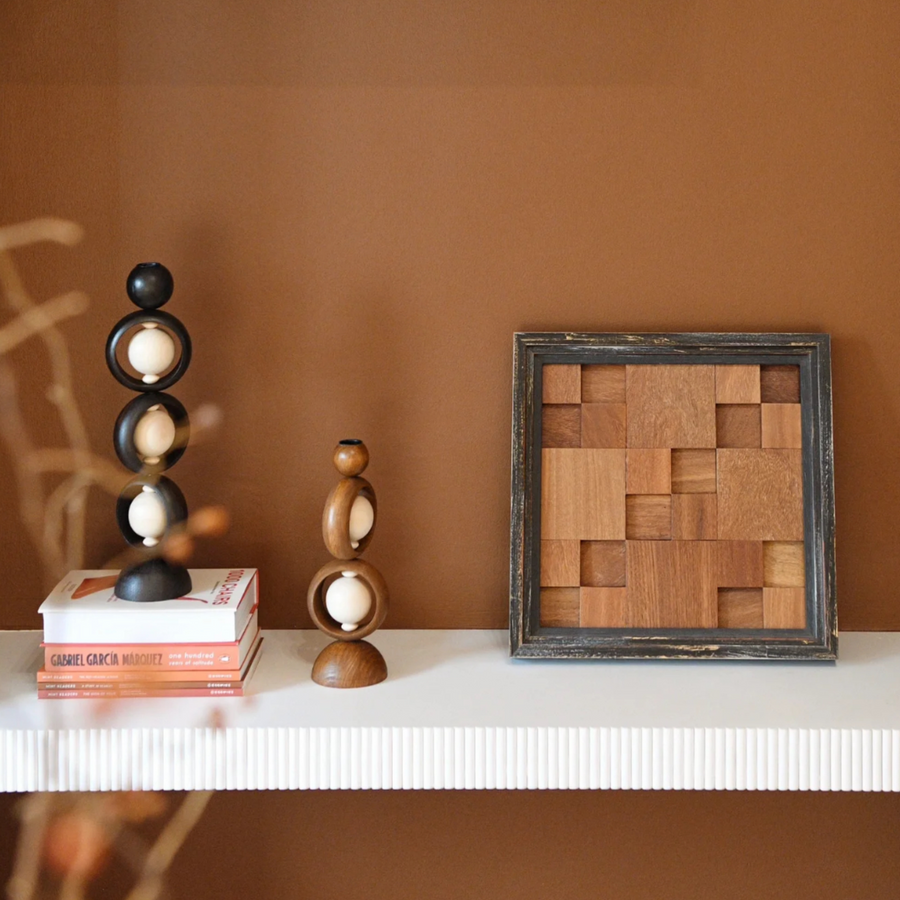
2, 629, 899, 792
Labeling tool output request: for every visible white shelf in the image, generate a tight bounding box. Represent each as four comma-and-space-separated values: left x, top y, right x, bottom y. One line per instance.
2, 629, 899, 792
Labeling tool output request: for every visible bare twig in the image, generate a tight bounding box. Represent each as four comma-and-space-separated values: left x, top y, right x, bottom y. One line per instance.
0, 218, 84, 252
0, 293, 89, 356
2, 220, 222, 900
6, 794, 53, 900
123, 792, 214, 900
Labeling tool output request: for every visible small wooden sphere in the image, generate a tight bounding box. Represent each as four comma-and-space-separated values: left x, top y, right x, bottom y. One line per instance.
334, 439, 369, 477
127, 262, 174, 310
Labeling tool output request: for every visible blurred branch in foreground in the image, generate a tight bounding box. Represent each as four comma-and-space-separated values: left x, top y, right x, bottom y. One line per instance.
1, 219, 224, 900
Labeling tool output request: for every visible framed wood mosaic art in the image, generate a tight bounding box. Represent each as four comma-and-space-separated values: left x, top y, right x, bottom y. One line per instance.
509, 333, 836, 660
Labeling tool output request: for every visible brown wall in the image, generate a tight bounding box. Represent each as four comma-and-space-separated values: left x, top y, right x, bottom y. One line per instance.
2, 3, 900, 898
2, 0, 900, 631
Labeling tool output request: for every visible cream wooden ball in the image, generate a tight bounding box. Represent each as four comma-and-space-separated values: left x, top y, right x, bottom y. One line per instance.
325, 572, 372, 632
128, 325, 175, 384
128, 486, 168, 547
133, 406, 176, 462
348, 495, 374, 549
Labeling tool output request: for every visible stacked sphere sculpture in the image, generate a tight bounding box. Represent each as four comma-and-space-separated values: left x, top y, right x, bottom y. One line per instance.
107, 263, 192, 602
307, 440, 389, 688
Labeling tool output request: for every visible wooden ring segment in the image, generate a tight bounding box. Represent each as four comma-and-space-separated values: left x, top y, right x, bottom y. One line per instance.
307, 558, 389, 641
105, 310, 192, 392
322, 477, 377, 559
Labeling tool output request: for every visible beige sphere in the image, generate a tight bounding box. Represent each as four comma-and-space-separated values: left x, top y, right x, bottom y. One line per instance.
348, 495, 374, 548
325, 572, 372, 632
127, 487, 167, 547
128, 326, 175, 383
133, 407, 176, 461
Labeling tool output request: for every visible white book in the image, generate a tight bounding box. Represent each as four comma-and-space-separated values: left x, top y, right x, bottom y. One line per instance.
39, 569, 259, 645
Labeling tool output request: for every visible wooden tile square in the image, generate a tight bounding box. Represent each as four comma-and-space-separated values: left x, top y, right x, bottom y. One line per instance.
763, 587, 806, 629
716, 404, 761, 448
761, 403, 802, 449
581, 403, 626, 449
542, 449, 626, 540
717, 588, 764, 628
672, 494, 717, 540
540, 540, 580, 587
582, 365, 626, 403
540, 588, 580, 627
581, 587, 628, 627
627, 540, 717, 628
671, 449, 717, 493
543, 364, 581, 404
580, 541, 626, 587
716, 541, 764, 588
542, 405, 581, 448
717, 449, 804, 541
626, 495, 672, 540
626, 365, 716, 448
716, 365, 760, 404
763, 541, 805, 587
760, 365, 801, 404
626, 449, 671, 495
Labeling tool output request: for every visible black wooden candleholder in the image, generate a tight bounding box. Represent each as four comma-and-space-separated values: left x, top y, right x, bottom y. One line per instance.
106, 262, 192, 602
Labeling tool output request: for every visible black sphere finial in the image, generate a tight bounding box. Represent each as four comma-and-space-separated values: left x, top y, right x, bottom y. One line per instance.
126, 262, 174, 310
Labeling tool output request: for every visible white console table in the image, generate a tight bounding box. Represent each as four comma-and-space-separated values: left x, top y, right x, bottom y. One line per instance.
1, 629, 898, 792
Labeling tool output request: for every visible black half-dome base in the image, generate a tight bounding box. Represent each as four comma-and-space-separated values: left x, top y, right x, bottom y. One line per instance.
115, 557, 192, 603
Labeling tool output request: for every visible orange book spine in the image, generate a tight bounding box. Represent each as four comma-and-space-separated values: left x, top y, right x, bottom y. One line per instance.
38, 686, 245, 699
37, 667, 242, 683
43, 641, 245, 671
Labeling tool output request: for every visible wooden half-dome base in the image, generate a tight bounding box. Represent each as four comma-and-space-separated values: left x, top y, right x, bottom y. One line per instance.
311, 639, 387, 689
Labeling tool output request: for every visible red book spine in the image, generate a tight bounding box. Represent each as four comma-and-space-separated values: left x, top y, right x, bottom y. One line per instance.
40, 681, 243, 691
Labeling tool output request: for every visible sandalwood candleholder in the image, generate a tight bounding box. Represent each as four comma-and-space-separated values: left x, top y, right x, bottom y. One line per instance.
106, 262, 192, 602
307, 440, 389, 688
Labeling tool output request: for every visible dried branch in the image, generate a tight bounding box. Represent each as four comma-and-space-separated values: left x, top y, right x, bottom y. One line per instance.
123, 792, 214, 900
5, 794, 52, 900
2, 219, 223, 900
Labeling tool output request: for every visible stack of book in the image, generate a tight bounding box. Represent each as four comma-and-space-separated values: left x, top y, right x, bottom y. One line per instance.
37, 569, 261, 699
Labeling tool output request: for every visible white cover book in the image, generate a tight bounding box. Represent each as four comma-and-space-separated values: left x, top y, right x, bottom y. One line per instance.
39, 569, 258, 644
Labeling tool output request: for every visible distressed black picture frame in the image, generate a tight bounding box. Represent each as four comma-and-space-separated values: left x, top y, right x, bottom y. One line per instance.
509, 333, 836, 660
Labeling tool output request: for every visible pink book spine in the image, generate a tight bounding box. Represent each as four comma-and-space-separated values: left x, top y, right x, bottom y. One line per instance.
38, 686, 245, 699
43, 643, 244, 672
37, 667, 243, 683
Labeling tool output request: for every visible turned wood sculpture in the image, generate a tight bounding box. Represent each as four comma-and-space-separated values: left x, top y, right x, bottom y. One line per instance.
307, 440, 389, 688
106, 262, 192, 602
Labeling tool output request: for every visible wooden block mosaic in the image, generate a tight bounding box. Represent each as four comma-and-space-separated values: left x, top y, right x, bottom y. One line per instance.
538, 361, 807, 631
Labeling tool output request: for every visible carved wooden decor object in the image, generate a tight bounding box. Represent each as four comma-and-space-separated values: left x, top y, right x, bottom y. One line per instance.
106, 263, 193, 602
510, 333, 836, 660
307, 440, 389, 687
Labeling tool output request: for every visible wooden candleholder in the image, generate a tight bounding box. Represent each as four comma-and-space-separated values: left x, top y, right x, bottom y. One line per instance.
307, 440, 389, 688
106, 262, 192, 602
